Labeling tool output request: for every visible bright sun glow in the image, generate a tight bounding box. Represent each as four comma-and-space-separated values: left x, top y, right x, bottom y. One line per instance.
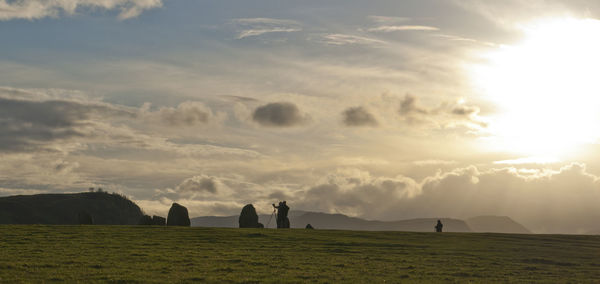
473, 18, 600, 158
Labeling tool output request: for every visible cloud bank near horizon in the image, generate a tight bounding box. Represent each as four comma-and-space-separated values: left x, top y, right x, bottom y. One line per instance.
139, 163, 600, 234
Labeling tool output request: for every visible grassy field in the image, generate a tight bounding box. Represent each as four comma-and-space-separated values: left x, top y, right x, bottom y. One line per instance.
1, 226, 599, 283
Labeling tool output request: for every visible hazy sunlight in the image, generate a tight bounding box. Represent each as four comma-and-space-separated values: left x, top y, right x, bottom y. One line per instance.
473, 18, 600, 157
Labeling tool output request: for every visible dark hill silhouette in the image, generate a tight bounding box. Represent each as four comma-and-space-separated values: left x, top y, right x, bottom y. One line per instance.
466, 216, 531, 234
192, 211, 472, 232
0, 192, 143, 225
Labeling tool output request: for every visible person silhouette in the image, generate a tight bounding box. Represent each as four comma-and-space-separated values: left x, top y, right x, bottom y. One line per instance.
280, 201, 290, 228
273, 201, 284, 228
272, 201, 290, 228
435, 219, 443, 232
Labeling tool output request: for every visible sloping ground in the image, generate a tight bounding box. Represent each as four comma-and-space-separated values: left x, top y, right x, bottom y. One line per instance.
467, 216, 531, 234
0, 192, 143, 225
1, 225, 599, 282
192, 211, 472, 232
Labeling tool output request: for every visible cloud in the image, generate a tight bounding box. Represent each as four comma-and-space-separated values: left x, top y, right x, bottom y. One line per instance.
367, 15, 411, 24
494, 156, 559, 165
136, 198, 245, 217
0, 152, 92, 193
413, 160, 457, 166
0, 87, 245, 159
146, 173, 279, 215
252, 102, 309, 127
451, 104, 479, 116
238, 28, 301, 39
365, 15, 438, 33
176, 175, 218, 194
292, 163, 600, 234
342, 106, 378, 127
450, 104, 487, 128
0, 88, 133, 152
399, 94, 429, 116
148, 101, 215, 126
233, 18, 301, 39
451, 0, 575, 29
433, 34, 497, 47
320, 34, 387, 46
398, 94, 487, 129
219, 95, 259, 103
0, 0, 163, 21
368, 25, 439, 32
294, 169, 419, 218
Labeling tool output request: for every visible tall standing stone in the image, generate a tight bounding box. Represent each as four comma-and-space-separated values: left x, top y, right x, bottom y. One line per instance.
239, 204, 263, 228
152, 215, 166, 226
167, 203, 190, 226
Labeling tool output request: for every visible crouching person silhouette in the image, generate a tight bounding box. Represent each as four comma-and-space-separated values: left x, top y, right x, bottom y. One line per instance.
435, 219, 443, 232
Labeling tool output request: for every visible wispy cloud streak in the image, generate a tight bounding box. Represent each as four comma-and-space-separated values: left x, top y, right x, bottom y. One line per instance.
368, 25, 439, 32
233, 18, 301, 39
0, 0, 163, 20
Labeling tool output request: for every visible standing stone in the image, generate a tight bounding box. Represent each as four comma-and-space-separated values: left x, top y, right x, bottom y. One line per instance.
167, 203, 190, 226
139, 215, 153, 225
239, 204, 263, 228
152, 215, 166, 226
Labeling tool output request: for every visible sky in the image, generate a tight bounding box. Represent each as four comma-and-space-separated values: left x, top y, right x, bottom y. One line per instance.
2, 0, 600, 234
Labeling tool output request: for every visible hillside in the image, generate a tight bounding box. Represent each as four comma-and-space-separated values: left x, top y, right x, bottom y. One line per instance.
192, 211, 472, 232
0, 192, 143, 225
466, 215, 532, 234
2, 225, 599, 282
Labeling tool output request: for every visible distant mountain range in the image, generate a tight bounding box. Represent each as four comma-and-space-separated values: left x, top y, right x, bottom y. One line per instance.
191, 211, 531, 234
0, 192, 531, 233
0, 192, 143, 225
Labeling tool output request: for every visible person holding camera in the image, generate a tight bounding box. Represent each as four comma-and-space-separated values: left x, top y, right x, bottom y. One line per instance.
272, 201, 290, 228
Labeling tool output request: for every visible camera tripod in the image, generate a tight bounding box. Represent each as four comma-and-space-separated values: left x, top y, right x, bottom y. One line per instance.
266, 208, 277, 228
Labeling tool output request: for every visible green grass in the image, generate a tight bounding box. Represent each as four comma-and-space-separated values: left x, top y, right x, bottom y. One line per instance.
1, 226, 599, 283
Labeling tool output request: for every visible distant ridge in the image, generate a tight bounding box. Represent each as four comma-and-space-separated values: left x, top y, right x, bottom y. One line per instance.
291, 212, 472, 232
0, 192, 532, 233
0, 192, 143, 225
192, 211, 532, 233
192, 211, 470, 232
466, 216, 531, 234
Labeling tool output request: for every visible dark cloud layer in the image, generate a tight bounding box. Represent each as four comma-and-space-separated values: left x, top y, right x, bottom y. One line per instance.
0, 96, 131, 152
252, 102, 308, 127
177, 176, 218, 194
342, 106, 378, 127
